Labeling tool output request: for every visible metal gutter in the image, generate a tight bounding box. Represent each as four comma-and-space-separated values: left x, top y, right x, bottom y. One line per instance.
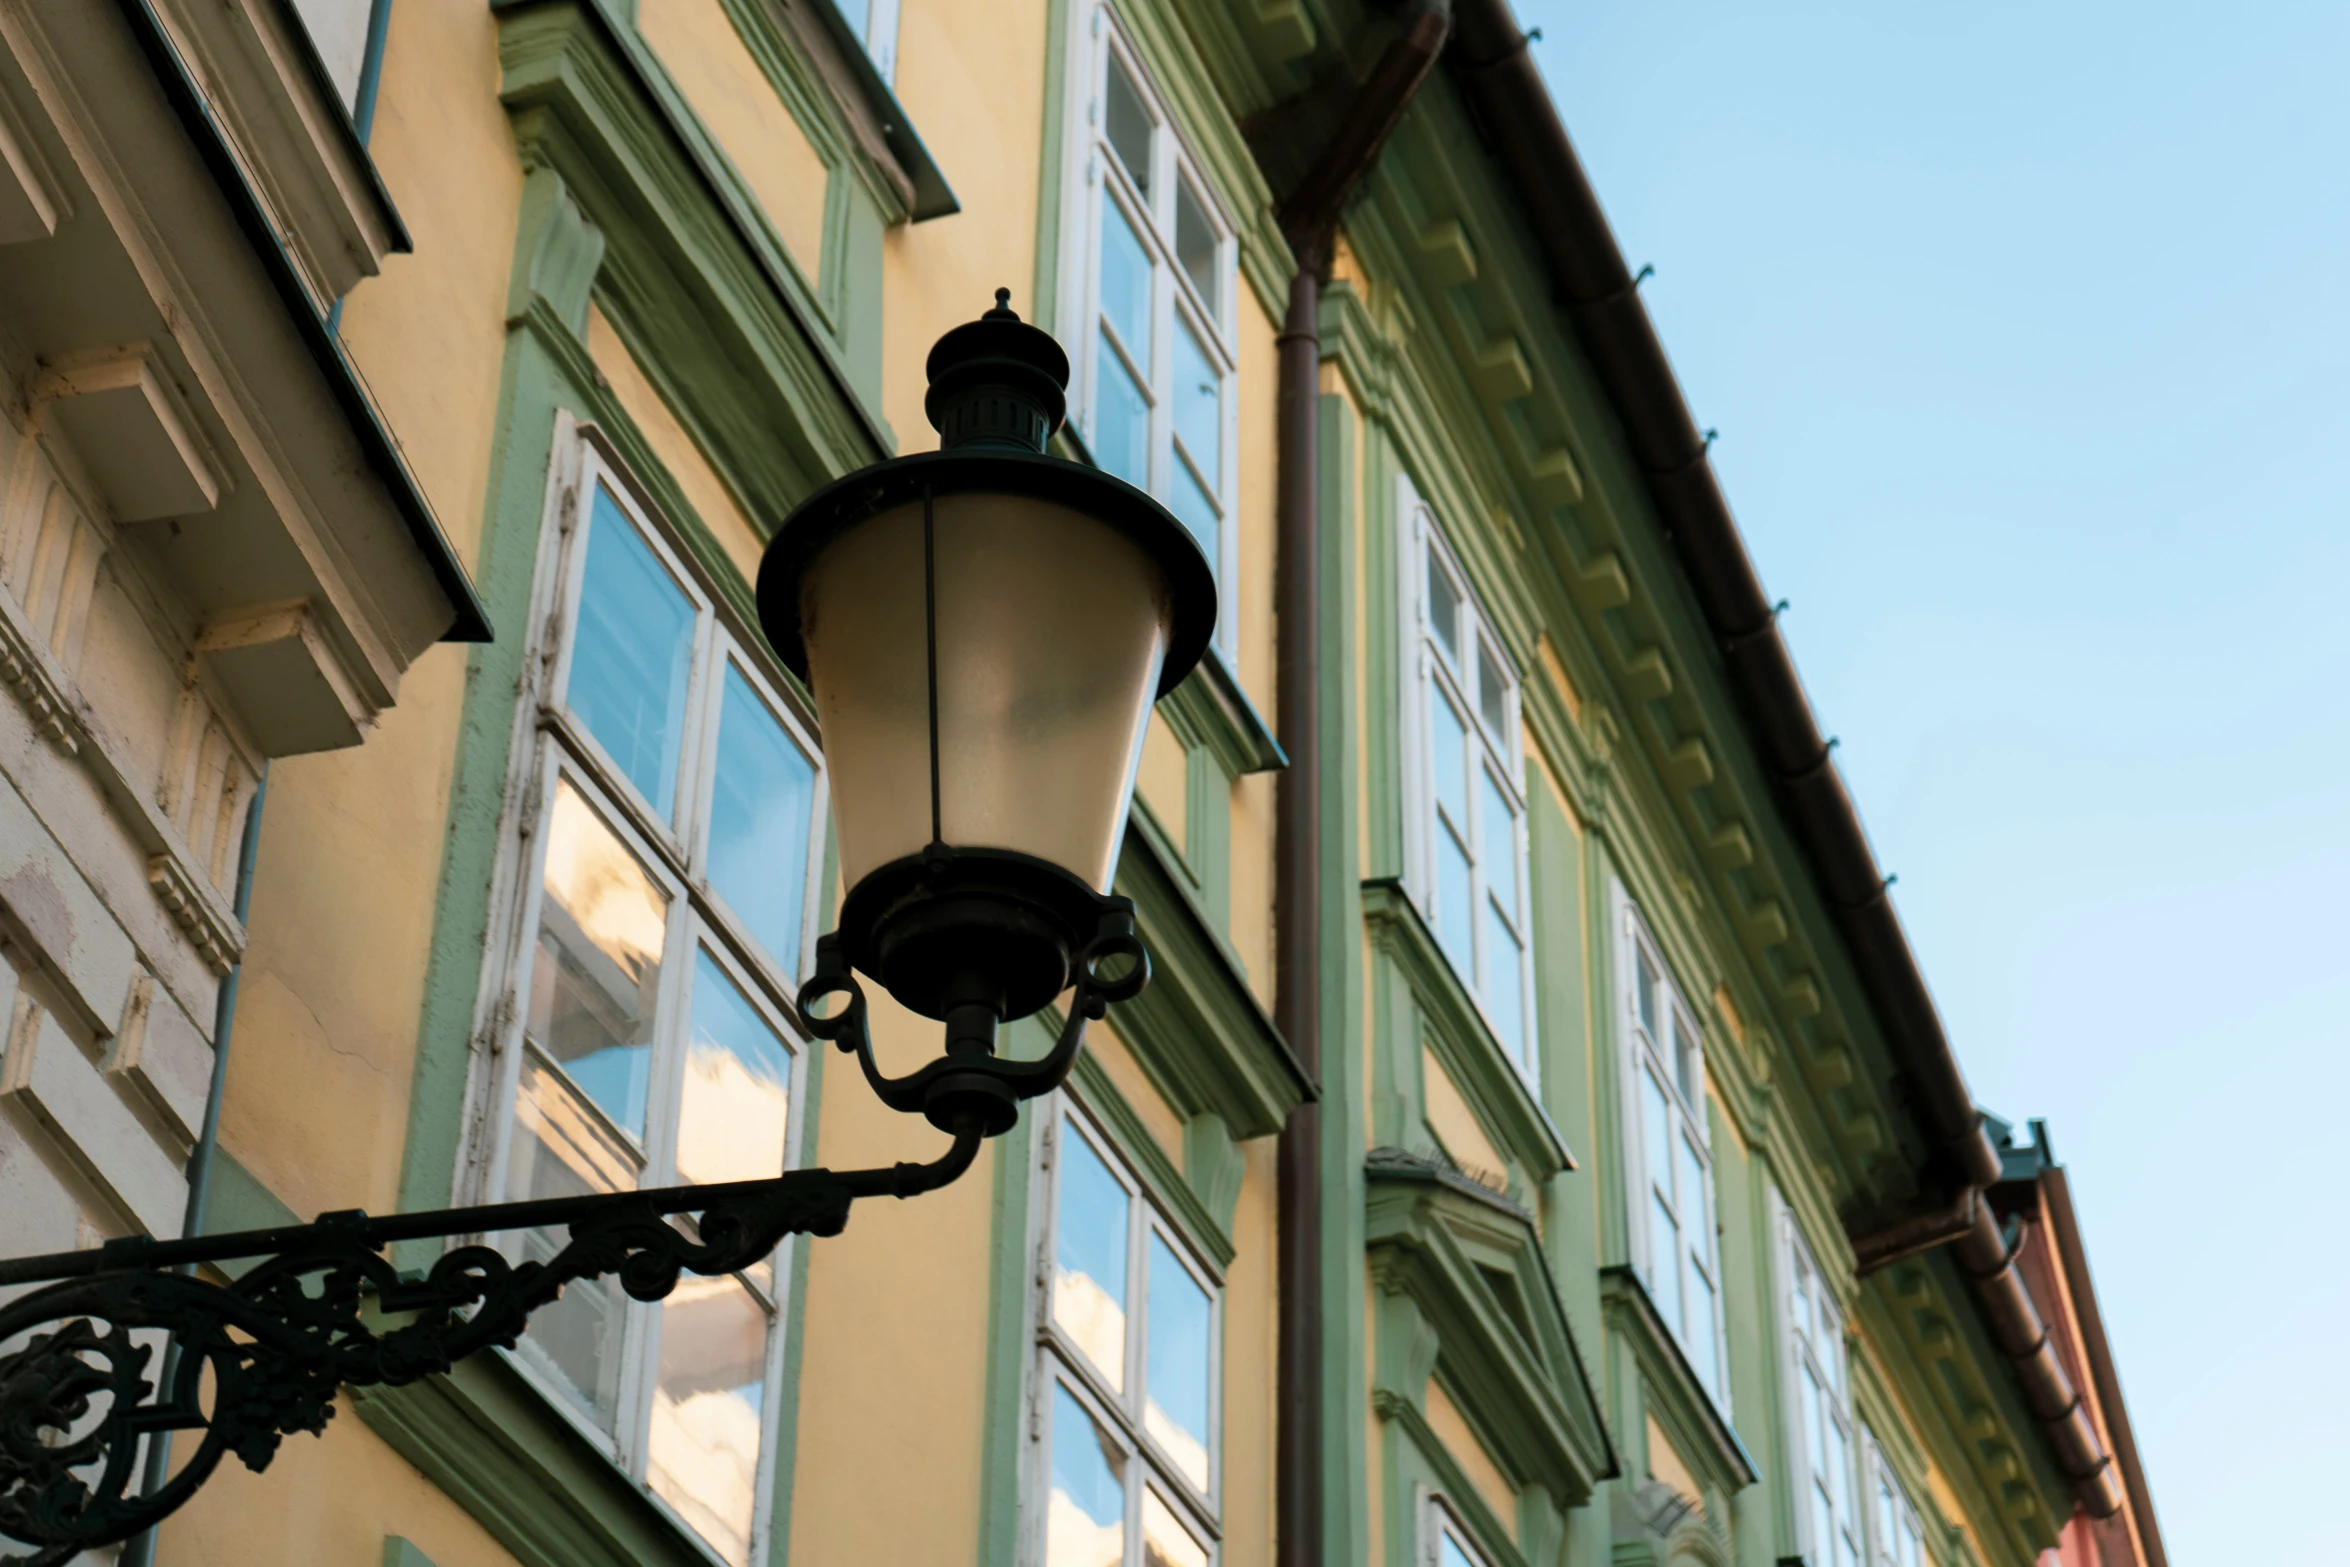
2041, 1167, 2169, 1564
1262, 14, 1451, 1567
111, 0, 493, 643
1441, 0, 2119, 1521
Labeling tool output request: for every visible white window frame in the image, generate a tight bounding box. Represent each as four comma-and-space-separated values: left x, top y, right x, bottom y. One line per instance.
1614, 890, 1729, 1407
1029, 1099, 1224, 1567
462, 422, 827, 1566
1053, 0, 1241, 653
1863, 1432, 1931, 1567
1776, 1200, 1862, 1567
1398, 476, 1538, 1085
1423, 1494, 1494, 1567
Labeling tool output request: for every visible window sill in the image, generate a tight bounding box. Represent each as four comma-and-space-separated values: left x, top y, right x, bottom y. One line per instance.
1360, 878, 1574, 1184
351, 1348, 734, 1567
797, 0, 957, 221
1108, 819, 1311, 1141
1598, 1264, 1758, 1494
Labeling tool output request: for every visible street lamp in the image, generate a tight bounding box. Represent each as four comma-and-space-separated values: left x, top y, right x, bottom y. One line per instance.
0, 294, 1213, 1565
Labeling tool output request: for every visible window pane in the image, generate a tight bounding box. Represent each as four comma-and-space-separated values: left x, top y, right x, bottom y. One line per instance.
1642, 1072, 1674, 1208
1480, 898, 1524, 1064
677, 950, 791, 1188
1440, 1536, 1480, 1567
707, 665, 815, 975
647, 1275, 770, 1566
1142, 1490, 1208, 1567
1145, 1236, 1212, 1492
1426, 546, 1460, 661
1169, 455, 1218, 565
1430, 688, 1469, 827
1175, 179, 1217, 313
1047, 1385, 1126, 1567
532, 780, 668, 1139
1650, 1193, 1681, 1337
570, 488, 695, 820
1692, 1265, 1720, 1402
508, 1052, 636, 1429
1436, 832, 1473, 977
1172, 316, 1220, 480
1104, 55, 1152, 200
1478, 643, 1509, 742
1812, 1483, 1837, 1567
1099, 198, 1152, 359
1093, 328, 1150, 489
1055, 1129, 1130, 1393
1479, 769, 1516, 909
1676, 1133, 1707, 1265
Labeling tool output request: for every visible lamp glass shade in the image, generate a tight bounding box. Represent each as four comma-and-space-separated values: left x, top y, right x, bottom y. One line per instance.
799, 490, 1172, 895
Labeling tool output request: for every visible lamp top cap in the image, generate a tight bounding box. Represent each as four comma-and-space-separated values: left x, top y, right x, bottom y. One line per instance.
924, 290, 1071, 453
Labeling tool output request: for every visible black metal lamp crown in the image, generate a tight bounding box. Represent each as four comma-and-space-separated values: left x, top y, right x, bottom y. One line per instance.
0, 294, 1213, 1567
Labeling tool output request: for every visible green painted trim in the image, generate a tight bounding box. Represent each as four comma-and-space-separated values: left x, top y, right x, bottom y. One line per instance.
1315, 386, 1373, 1567
1109, 820, 1311, 1140
496, 0, 892, 470
1370, 1388, 1532, 1567
1597, 1265, 1757, 1492
1028, 0, 1075, 339
1363, 878, 1572, 1183
352, 1353, 722, 1567
1068, 1048, 1234, 1273
1365, 1148, 1615, 1509
1163, 646, 1286, 778
383, 1539, 438, 1567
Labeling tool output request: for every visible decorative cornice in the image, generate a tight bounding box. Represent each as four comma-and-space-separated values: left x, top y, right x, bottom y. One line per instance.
1366, 1147, 1616, 1507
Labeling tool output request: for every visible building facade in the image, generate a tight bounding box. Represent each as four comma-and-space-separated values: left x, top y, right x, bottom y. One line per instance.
0, 2, 2167, 1567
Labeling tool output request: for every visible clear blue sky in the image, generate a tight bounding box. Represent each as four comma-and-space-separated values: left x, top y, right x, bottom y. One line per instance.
1529, 1, 2349, 1559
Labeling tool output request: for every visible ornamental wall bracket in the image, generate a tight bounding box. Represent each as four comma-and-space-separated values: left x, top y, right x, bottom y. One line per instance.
0, 921, 1143, 1566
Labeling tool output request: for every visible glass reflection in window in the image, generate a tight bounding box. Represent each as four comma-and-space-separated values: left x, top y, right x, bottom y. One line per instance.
569, 488, 694, 820
648, 1274, 770, 1566
707, 665, 815, 974
1048, 1386, 1126, 1567
1055, 1130, 1130, 1393
1144, 1237, 1210, 1492
531, 780, 667, 1139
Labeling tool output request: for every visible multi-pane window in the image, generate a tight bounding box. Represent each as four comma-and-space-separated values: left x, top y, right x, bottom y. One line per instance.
1620, 900, 1726, 1405
1407, 487, 1535, 1078
1035, 1104, 1220, 1567
1061, 2, 1237, 621
481, 439, 824, 1566
1783, 1216, 1861, 1567
831, 0, 903, 82
1865, 1434, 1931, 1567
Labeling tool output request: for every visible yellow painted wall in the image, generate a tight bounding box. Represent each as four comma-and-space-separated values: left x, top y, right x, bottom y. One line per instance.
182, 0, 532, 1559
789, 987, 1001, 1564
159, 1402, 520, 1565
1137, 713, 1189, 857
1225, 290, 1282, 1004
1423, 1045, 1508, 1189
1425, 1378, 1517, 1537
1645, 1413, 1703, 1514
637, 0, 832, 285
1223, 1136, 1280, 1566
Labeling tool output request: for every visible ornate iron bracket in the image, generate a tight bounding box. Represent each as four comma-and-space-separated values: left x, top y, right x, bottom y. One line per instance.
0, 913, 1137, 1565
